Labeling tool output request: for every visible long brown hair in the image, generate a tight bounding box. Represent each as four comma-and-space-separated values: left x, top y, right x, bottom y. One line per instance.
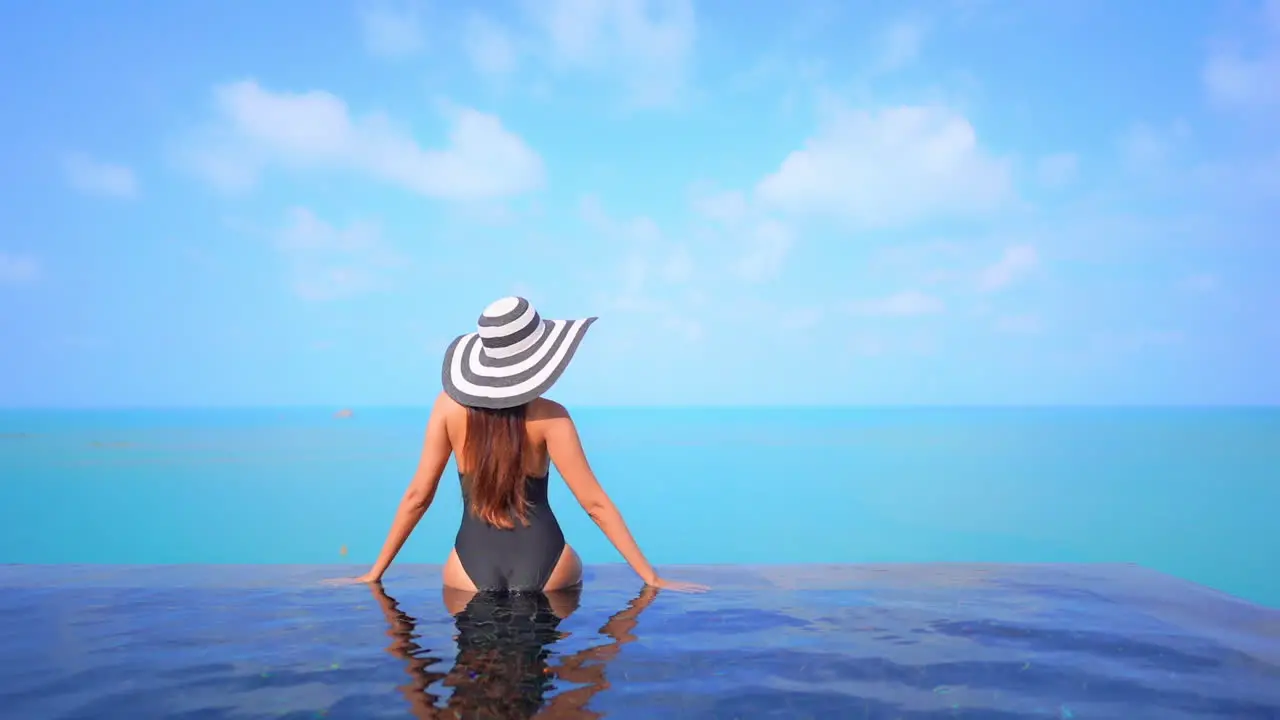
461, 403, 532, 529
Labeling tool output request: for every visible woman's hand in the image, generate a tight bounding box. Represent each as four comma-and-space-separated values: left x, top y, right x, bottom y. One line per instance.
647, 577, 709, 593
322, 571, 382, 586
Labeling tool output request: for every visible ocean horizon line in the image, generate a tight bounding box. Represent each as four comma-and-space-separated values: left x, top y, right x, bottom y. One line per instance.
1, 403, 1277, 412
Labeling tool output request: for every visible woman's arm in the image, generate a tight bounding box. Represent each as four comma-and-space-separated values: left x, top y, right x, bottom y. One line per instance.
360, 393, 453, 582
542, 402, 661, 586
543, 586, 660, 714
366, 583, 447, 718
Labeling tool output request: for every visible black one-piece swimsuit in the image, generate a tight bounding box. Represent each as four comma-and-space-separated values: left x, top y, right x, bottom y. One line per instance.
453, 471, 567, 592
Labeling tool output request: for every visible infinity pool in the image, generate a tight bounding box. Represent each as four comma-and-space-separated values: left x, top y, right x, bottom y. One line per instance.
2, 563, 1277, 719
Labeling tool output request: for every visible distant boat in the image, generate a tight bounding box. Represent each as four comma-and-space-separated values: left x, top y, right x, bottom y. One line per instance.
334, 408, 354, 419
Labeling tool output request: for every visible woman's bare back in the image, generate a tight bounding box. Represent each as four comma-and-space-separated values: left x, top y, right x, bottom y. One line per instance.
442, 395, 561, 477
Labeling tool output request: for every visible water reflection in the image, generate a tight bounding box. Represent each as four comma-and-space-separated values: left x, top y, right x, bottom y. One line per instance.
368, 582, 658, 719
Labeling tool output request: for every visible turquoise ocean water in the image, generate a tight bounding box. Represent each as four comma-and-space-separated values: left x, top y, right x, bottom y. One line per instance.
2, 407, 1277, 607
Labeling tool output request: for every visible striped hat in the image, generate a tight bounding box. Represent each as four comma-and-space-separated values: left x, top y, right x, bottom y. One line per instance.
442, 296, 597, 409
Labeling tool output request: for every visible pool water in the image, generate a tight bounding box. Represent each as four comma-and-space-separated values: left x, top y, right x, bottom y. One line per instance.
2, 563, 1277, 719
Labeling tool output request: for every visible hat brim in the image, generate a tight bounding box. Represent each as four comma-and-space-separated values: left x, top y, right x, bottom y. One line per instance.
441, 317, 597, 409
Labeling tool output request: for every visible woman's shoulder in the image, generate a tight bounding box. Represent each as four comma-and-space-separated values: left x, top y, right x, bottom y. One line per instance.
432, 392, 471, 436
527, 399, 576, 450
527, 397, 571, 422
433, 391, 464, 415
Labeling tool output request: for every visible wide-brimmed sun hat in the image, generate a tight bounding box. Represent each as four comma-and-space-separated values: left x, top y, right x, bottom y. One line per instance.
441, 296, 597, 409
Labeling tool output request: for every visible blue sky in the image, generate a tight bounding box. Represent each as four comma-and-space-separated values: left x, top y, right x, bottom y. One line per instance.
1, 0, 1277, 407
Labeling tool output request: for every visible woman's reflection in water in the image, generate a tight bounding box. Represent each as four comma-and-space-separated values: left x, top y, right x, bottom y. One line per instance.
368, 581, 659, 719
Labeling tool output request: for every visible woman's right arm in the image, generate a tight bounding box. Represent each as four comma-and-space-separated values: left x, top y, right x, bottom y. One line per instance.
542, 403, 661, 587
360, 392, 452, 582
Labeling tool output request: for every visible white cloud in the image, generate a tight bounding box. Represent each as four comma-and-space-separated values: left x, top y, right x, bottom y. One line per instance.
978, 244, 1038, 292
661, 244, 693, 283
849, 335, 886, 356
878, 19, 924, 71
1203, 0, 1280, 112
1037, 153, 1078, 187
606, 249, 693, 315
63, 154, 138, 198
849, 290, 944, 317
756, 104, 1012, 227
869, 240, 965, 287
182, 80, 543, 201
1183, 273, 1221, 293
780, 306, 823, 331
530, 0, 696, 107
1119, 120, 1190, 172
662, 315, 703, 342
734, 220, 793, 282
995, 313, 1042, 335
581, 196, 684, 293
690, 187, 748, 225
1204, 54, 1280, 110
581, 197, 702, 342
580, 195, 663, 245
610, 253, 654, 312
1093, 329, 1184, 355
689, 184, 796, 282
465, 14, 518, 77
275, 207, 403, 301
359, 1, 425, 58
0, 252, 40, 285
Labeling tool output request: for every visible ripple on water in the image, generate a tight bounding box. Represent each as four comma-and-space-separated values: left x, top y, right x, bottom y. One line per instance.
0, 563, 1276, 719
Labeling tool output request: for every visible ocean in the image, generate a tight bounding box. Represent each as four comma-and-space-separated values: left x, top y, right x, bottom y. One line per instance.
1, 407, 1277, 605
2, 407, 1278, 718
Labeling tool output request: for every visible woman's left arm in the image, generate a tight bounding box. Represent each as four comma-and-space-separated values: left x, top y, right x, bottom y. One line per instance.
357, 392, 453, 583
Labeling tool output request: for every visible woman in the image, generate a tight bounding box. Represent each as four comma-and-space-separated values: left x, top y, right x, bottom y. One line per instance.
341, 296, 704, 593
